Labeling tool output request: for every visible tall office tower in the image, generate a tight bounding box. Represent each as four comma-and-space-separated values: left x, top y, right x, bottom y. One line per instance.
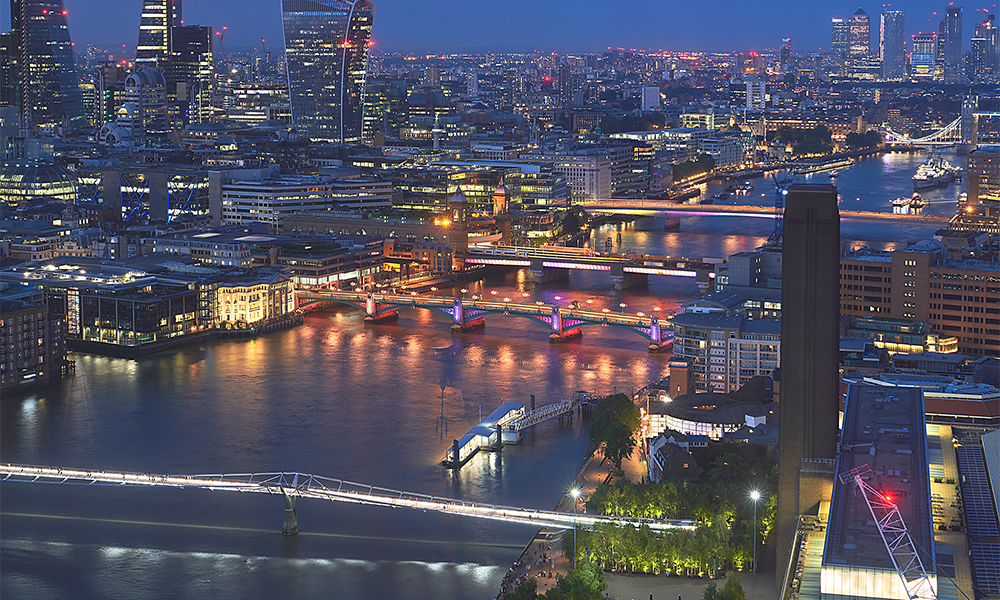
467, 70, 478, 98
849, 8, 871, 58
776, 183, 841, 588
12, 0, 86, 130
779, 38, 792, 72
880, 11, 905, 80
973, 15, 998, 74
165, 25, 213, 123
945, 5, 963, 65
911, 32, 937, 79
968, 36, 990, 80
361, 77, 389, 144
0, 32, 14, 107
136, 0, 182, 67
831, 18, 851, 74
935, 18, 949, 80
282, 0, 375, 143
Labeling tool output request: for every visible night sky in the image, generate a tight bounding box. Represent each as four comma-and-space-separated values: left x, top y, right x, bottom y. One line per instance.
0, 0, 993, 54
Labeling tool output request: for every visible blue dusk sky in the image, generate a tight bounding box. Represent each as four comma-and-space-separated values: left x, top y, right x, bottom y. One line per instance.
0, 0, 993, 54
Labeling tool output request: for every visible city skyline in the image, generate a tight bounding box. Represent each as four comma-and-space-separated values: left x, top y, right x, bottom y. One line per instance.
1, 0, 997, 54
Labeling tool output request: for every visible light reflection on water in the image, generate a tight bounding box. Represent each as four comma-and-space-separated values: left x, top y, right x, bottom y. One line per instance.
0, 153, 947, 597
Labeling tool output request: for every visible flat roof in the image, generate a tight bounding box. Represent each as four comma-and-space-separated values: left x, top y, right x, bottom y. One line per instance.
823, 384, 934, 572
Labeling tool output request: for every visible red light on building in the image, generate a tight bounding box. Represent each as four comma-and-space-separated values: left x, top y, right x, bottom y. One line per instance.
544, 76, 551, 82
61, 9, 67, 15
42, 9, 48, 14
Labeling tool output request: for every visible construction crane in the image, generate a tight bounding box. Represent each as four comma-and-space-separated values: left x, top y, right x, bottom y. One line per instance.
840, 465, 937, 600
215, 26, 229, 75
766, 170, 792, 247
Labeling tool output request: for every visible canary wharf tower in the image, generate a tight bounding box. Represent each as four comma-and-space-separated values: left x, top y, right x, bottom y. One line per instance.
281, 0, 374, 143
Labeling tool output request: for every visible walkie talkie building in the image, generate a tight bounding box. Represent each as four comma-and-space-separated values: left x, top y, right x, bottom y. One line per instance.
281, 0, 374, 143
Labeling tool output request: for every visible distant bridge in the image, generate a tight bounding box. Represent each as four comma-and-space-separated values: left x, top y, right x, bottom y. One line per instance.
880, 117, 964, 147
0, 463, 696, 536
576, 201, 952, 225
463, 246, 719, 291
297, 292, 674, 351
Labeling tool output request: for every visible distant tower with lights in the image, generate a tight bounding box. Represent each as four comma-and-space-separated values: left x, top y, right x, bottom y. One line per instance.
11, 0, 86, 130
492, 178, 512, 245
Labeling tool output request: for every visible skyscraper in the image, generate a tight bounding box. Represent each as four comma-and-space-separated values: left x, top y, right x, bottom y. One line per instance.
282, 0, 375, 143
165, 25, 213, 123
911, 32, 938, 80
945, 5, 963, 66
880, 10, 905, 80
776, 183, 841, 588
11, 0, 86, 130
779, 38, 792, 72
136, 0, 182, 67
849, 8, 871, 58
831, 18, 851, 75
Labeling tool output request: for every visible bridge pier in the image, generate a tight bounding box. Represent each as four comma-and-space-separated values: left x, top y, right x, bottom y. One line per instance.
282, 489, 299, 536
451, 316, 485, 333
364, 310, 399, 324
530, 258, 570, 283
549, 327, 582, 343
610, 272, 647, 290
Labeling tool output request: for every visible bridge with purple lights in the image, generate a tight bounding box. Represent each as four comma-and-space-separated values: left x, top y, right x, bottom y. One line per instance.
296, 292, 674, 351
576, 200, 952, 225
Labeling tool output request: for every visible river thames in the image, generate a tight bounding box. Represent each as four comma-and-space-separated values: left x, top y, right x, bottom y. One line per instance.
0, 149, 959, 599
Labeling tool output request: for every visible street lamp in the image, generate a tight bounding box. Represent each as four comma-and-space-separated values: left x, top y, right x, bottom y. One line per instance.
619, 302, 626, 313
570, 487, 581, 567
750, 490, 762, 573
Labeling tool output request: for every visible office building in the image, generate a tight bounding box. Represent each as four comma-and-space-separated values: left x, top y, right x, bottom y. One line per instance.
12, 0, 86, 130
166, 25, 213, 123
745, 77, 766, 111
776, 183, 841, 586
850, 8, 871, 58
0, 289, 66, 393
880, 11, 906, 80
779, 38, 792, 72
832, 18, 851, 74
281, 0, 375, 143
911, 32, 937, 79
135, 0, 181, 66
209, 169, 392, 233
965, 145, 1000, 210
944, 5, 963, 66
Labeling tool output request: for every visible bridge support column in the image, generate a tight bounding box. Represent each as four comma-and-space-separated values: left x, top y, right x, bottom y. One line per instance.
363, 294, 399, 324
530, 259, 569, 283
451, 317, 485, 333
610, 272, 647, 290
282, 489, 298, 536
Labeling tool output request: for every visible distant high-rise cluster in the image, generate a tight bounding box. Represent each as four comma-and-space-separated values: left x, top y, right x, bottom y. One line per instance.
134, 0, 214, 124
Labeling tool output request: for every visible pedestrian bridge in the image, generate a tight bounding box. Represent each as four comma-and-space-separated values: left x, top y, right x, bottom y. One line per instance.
0, 463, 696, 536
297, 292, 674, 351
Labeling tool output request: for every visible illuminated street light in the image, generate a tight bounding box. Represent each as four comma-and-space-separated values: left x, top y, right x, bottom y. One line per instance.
750, 490, 762, 573
619, 302, 626, 313
570, 487, 581, 567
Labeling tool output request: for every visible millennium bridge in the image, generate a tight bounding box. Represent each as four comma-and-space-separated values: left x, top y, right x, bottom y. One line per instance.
297, 291, 674, 351
0, 463, 696, 536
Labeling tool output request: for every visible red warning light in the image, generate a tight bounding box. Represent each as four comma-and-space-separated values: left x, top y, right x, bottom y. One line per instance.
544, 76, 551, 82
883, 494, 894, 505
61, 9, 67, 15
42, 9, 48, 14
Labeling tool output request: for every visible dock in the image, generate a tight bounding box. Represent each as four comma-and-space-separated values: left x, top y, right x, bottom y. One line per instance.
443, 402, 525, 468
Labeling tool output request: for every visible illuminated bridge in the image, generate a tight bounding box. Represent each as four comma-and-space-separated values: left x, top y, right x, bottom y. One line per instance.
463, 246, 720, 290
297, 291, 674, 351
576, 200, 952, 225
0, 464, 696, 536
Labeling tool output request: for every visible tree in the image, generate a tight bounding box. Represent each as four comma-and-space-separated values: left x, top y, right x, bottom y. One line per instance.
504, 577, 538, 600
701, 574, 746, 600
543, 563, 606, 600
604, 421, 636, 472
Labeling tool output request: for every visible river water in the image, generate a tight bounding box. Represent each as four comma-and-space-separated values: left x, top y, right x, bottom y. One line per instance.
0, 150, 960, 600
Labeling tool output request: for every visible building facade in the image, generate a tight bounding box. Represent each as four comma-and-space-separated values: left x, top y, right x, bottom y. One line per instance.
281, 0, 375, 143
880, 11, 906, 80
12, 0, 86, 130
668, 312, 781, 393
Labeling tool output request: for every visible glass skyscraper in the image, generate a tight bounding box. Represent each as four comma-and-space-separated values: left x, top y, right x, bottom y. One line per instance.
11, 0, 86, 130
136, 0, 182, 67
880, 10, 905, 80
281, 0, 375, 143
